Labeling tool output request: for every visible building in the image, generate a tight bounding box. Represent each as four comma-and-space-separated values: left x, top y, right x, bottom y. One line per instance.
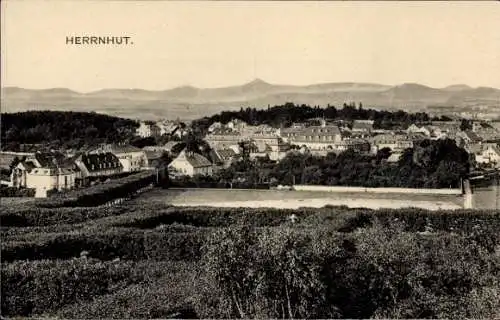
209, 148, 237, 169
90, 144, 147, 172
479, 144, 500, 167
9, 151, 77, 198
282, 124, 343, 151
136, 121, 161, 138
144, 150, 166, 169
335, 139, 371, 153
208, 122, 223, 133
371, 134, 414, 153
457, 130, 483, 145
205, 129, 244, 149
73, 152, 123, 180
168, 149, 213, 177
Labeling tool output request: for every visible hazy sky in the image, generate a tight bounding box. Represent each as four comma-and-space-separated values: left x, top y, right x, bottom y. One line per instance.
2, 1, 500, 92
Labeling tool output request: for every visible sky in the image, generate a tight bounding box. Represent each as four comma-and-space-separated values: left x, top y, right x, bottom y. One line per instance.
1, 1, 500, 92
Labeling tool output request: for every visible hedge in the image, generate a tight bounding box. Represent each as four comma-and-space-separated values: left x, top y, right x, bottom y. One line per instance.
0, 186, 35, 197
36, 170, 157, 208
1, 258, 181, 317
0, 205, 130, 227
1, 228, 207, 262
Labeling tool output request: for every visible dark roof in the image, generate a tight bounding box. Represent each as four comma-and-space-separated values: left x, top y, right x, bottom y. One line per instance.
77, 152, 122, 172
145, 150, 163, 160
210, 148, 236, 163
464, 130, 482, 143
90, 144, 142, 155
19, 160, 36, 172
184, 152, 212, 168
301, 125, 341, 136
34, 151, 67, 168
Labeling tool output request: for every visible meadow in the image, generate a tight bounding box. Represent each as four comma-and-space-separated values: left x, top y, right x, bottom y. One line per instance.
1, 194, 500, 318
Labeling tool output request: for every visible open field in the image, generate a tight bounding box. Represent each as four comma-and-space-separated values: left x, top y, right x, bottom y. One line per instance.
136, 188, 466, 210
1, 189, 500, 318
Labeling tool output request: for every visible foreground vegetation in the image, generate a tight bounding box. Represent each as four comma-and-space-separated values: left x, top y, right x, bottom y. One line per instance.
1, 199, 499, 318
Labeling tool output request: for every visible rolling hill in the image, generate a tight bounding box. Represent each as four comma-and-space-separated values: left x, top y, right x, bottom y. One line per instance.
2, 80, 499, 120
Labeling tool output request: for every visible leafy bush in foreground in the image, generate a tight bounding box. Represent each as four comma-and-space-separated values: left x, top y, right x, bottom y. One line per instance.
198, 224, 500, 319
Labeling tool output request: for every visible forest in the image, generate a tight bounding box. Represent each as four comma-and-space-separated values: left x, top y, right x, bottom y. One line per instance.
1, 111, 139, 151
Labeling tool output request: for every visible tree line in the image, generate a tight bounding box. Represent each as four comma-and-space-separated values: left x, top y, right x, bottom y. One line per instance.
1, 111, 139, 151
192, 102, 453, 134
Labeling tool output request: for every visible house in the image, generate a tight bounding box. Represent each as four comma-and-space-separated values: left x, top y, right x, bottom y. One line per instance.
74, 152, 123, 180
157, 121, 181, 136
480, 145, 500, 166
168, 149, 213, 177
208, 122, 223, 133
210, 148, 237, 169
251, 135, 290, 161
406, 124, 438, 137
430, 121, 461, 139
9, 151, 77, 197
334, 139, 371, 153
136, 121, 161, 138
144, 150, 167, 169
371, 134, 414, 153
90, 144, 147, 172
458, 130, 483, 145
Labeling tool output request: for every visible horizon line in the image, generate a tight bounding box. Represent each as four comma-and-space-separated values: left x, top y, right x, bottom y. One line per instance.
1, 79, 495, 94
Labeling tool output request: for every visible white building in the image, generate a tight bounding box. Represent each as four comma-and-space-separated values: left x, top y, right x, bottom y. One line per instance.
9, 152, 77, 198
168, 149, 213, 177
136, 121, 161, 138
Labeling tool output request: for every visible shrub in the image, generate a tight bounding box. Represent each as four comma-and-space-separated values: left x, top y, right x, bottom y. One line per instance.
1, 258, 140, 316
198, 223, 500, 319
0, 186, 35, 197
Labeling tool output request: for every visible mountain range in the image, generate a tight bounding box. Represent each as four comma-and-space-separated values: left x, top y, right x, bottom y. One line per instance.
2, 79, 499, 120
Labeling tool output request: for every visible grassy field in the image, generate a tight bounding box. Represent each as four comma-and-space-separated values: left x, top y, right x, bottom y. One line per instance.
136, 188, 466, 210
1, 192, 499, 318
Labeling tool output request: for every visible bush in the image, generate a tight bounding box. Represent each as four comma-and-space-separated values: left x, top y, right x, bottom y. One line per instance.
55, 261, 198, 319
1, 227, 207, 263
0, 186, 35, 197
198, 224, 500, 319
0, 205, 130, 227
1, 258, 145, 316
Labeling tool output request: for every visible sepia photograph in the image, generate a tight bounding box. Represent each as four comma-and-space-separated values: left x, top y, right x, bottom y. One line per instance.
1, 1, 499, 319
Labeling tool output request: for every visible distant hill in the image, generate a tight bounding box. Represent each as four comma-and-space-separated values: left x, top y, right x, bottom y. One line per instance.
2, 80, 499, 120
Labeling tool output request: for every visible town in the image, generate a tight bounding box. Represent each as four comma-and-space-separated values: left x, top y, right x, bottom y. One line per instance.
1, 104, 499, 199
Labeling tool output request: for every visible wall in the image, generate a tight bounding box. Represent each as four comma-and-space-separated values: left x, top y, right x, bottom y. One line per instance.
293, 185, 462, 195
